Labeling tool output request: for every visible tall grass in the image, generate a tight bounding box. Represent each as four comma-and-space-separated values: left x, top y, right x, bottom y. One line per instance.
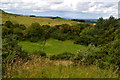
3, 57, 118, 78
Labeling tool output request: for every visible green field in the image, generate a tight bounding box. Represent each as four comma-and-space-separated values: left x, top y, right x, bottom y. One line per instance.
19, 39, 87, 56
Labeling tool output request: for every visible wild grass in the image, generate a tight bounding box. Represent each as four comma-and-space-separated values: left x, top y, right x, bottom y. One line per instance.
19, 39, 88, 56
3, 57, 118, 78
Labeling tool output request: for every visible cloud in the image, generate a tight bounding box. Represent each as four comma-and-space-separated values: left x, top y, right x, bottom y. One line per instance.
33, 9, 48, 12
0, 0, 118, 19
75, 2, 117, 14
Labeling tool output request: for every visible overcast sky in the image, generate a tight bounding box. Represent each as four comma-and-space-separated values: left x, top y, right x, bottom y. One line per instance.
0, 0, 119, 19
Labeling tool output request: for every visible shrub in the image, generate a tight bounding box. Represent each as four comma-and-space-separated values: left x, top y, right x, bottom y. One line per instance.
19, 24, 26, 30
2, 26, 11, 37
30, 15, 36, 17
2, 34, 30, 75
51, 31, 68, 41
2, 35, 30, 63
97, 39, 120, 70
13, 28, 23, 40
24, 23, 43, 41
18, 50, 31, 61
2, 21, 30, 75
73, 44, 100, 65
50, 52, 75, 60
33, 51, 46, 57
29, 37, 39, 42
4, 21, 13, 28
50, 55, 57, 60
74, 27, 94, 46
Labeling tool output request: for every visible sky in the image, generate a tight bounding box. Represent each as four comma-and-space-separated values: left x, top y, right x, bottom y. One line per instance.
0, 0, 119, 19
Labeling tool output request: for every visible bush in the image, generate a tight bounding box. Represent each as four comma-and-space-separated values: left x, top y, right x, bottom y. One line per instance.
13, 28, 23, 40
24, 23, 43, 41
50, 52, 75, 60
29, 37, 39, 42
19, 50, 31, 61
51, 31, 68, 41
4, 21, 13, 28
2, 35, 20, 63
50, 55, 57, 60
74, 27, 94, 46
33, 51, 47, 57
73, 44, 100, 65
2, 35, 30, 63
30, 15, 36, 17
97, 39, 120, 70
19, 24, 26, 30
2, 26, 11, 37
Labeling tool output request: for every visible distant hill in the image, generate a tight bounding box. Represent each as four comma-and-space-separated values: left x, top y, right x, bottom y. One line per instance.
1, 10, 79, 27
71, 19, 97, 23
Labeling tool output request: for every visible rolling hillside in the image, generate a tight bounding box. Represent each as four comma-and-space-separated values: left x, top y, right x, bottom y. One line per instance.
1, 10, 79, 27
2, 9, 120, 78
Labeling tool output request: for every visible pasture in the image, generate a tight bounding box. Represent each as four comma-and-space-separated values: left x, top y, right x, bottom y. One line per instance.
19, 39, 87, 56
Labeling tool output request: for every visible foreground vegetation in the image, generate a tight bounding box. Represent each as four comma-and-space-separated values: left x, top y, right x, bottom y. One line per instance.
2, 10, 120, 78
4, 57, 118, 78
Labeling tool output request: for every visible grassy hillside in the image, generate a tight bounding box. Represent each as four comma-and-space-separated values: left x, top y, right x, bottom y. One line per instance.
1, 10, 78, 27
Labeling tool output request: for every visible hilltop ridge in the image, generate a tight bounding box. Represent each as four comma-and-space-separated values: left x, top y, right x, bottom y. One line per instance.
1, 10, 79, 27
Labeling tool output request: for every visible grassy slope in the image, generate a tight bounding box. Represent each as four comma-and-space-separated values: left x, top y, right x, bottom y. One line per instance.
19, 39, 87, 56
1, 11, 78, 27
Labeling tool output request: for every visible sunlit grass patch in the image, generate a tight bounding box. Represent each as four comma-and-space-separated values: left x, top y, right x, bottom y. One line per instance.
19, 39, 87, 56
